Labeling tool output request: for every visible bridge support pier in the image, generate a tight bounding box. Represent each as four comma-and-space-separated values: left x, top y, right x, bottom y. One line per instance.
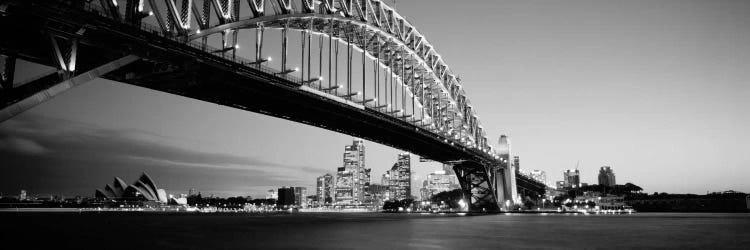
452, 161, 500, 213
494, 163, 519, 210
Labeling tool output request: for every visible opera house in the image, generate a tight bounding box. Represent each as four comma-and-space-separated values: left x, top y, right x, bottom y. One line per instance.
95, 172, 168, 203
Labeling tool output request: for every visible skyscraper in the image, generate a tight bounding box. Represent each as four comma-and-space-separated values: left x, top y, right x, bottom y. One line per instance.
316, 173, 334, 206
423, 170, 457, 199
598, 166, 617, 187
383, 153, 411, 200
188, 188, 198, 197
513, 156, 520, 173
335, 139, 370, 206
294, 187, 307, 207
563, 169, 581, 188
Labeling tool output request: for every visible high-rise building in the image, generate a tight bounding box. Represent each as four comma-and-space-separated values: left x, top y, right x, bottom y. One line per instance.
294, 187, 307, 207
529, 170, 547, 186
19, 190, 26, 201
383, 153, 411, 200
266, 189, 278, 200
513, 156, 520, 173
424, 170, 457, 198
316, 173, 334, 206
366, 184, 390, 209
335, 139, 370, 206
563, 169, 581, 188
598, 166, 617, 187
276, 187, 295, 208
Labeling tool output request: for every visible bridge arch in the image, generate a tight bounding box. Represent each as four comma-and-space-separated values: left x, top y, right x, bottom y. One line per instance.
0, 0, 537, 212
139, 0, 494, 155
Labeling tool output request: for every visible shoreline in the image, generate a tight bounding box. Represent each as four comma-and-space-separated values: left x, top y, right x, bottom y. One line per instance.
3, 207, 746, 214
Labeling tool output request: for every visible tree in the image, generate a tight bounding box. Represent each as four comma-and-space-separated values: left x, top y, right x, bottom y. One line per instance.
430, 189, 464, 209
623, 183, 643, 193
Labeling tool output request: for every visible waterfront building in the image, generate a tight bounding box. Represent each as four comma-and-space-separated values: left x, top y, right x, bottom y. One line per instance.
316, 173, 334, 206
424, 170, 458, 199
335, 139, 370, 206
420, 185, 431, 201
306, 195, 318, 207
626, 191, 750, 212
563, 169, 581, 189
94, 173, 168, 203
266, 189, 278, 200
598, 166, 617, 187
574, 193, 629, 211
294, 187, 307, 207
382, 153, 411, 200
276, 187, 295, 208
366, 184, 390, 209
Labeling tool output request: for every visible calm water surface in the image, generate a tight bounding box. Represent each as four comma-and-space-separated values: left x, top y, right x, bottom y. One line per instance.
2, 212, 749, 249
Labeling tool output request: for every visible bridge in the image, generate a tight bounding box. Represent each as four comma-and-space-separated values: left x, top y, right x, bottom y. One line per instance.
0, 0, 545, 212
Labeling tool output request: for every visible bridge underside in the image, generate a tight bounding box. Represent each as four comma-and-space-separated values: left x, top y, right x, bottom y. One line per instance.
0, 1, 542, 212
516, 174, 548, 203
0, 2, 485, 163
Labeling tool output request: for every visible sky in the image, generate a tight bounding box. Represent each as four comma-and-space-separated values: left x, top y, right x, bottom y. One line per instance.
1, 0, 749, 198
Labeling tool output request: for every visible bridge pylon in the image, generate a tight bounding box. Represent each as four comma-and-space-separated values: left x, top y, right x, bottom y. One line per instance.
494, 161, 520, 210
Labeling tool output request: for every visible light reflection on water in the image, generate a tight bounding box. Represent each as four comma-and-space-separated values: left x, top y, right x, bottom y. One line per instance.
2, 212, 749, 249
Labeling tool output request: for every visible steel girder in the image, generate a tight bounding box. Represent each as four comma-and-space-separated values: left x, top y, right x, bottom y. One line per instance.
453, 161, 500, 213
1, 0, 502, 164
0, 55, 140, 122
90, 0, 498, 161
174, 0, 495, 157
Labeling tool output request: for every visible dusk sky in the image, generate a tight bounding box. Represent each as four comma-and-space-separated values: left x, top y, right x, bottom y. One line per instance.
1, 0, 749, 198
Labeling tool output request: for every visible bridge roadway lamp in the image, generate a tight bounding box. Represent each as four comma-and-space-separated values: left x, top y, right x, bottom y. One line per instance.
275, 67, 298, 75
301, 76, 323, 85
321, 85, 343, 91
374, 103, 390, 109
210, 47, 235, 54
246, 57, 272, 65
387, 109, 403, 114
340, 91, 360, 98
357, 98, 376, 104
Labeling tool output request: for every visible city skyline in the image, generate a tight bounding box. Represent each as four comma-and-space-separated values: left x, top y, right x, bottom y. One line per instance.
1, 0, 749, 198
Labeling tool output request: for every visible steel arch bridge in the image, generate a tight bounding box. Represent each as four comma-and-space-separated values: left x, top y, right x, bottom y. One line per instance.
0, 0, 545, 212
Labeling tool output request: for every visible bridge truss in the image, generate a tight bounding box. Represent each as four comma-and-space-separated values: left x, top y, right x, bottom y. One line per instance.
0, 0, 548, 212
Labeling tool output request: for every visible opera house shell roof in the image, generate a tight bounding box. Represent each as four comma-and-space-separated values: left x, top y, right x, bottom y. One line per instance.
95, 173, 167, 203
